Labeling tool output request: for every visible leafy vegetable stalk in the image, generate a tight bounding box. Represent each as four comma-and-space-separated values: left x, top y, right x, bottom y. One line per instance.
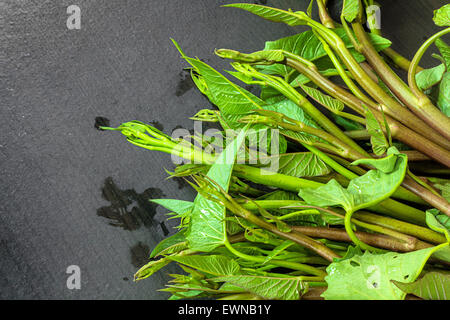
101, 1, 450, 300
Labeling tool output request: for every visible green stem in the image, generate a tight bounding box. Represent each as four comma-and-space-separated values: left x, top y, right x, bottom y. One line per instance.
224, 240, 326, 276
315, 29, 375, 106
224, 195, 341, 262
317, 0, 335, 28
344, 129, 370, 140
352, 22, 418, 109
309, 22, 450, 148
291, 226, 424, 252
402, 175, 450, 218
353, 211, 446, 244
344, 209, 386, 252
408, 27, 450, 96
382, 48, 423, 73
407, 27, 450, 141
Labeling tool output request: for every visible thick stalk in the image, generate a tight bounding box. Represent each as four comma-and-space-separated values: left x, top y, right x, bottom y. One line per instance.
291, 226, 431, 252
402, 175, 450, 217
354, 23, 450, 142
352, 22, 418, 109
407, 27, 450, 141
286, 58, 450, 164
363, 1, 423, 73
307, 20, 448, 145
317, 0, 335, 29
353, 211, 446, 244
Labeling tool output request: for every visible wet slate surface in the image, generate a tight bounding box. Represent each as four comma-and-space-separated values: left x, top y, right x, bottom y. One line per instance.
0, 0, 446, 299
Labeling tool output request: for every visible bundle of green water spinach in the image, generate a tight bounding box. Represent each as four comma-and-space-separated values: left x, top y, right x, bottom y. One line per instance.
102, 1, 450, 300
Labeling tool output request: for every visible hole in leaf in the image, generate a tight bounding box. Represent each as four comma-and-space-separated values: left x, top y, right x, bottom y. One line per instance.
372, 282, 378, 288
393, 256, 398, 259
350, 260, 360, 267
404, 275, 409, 280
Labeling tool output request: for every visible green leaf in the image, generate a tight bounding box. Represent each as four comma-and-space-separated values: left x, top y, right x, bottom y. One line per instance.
151, 199, 194, 216
334, 245, 364, 262
437, 72, 450, 116
433, 4, 450, 27
416, 63, 446, 91
342, 0, 361, 23
150, 230, 188, 258
223, 3, 307, 27
322, 245, 447, 300
262, 240, 295, 264
169, 255, 241, 277
392, 272, 450, 300
262, 98, 324, 144
298, 150, 408, 212
365, 108, 389, 155
213, 274, 308, 300
435, 38, 450, 70
301, 85, 345, 112
186, 127, 248, 252
172, 40, 265, 129
261, 152, 332, 178
260, 28, 391, 77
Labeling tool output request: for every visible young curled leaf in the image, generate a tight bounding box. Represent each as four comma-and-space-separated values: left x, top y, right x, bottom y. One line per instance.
215, 49, 286, 65
365, 108, 389, 156
134, 257, 172, 281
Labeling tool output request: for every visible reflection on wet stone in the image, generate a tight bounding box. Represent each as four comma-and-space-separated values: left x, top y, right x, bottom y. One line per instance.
97, 177, 166, 231
130, 242, 151, 268
149, 120, 164, 132
175, 69, 195, 97
94, 117, 110, 130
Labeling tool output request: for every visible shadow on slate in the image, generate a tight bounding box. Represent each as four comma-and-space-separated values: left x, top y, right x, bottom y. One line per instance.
0, 0, 446, 299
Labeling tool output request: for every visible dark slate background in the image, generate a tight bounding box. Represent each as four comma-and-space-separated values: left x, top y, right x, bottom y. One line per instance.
1, 0, 446, 299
